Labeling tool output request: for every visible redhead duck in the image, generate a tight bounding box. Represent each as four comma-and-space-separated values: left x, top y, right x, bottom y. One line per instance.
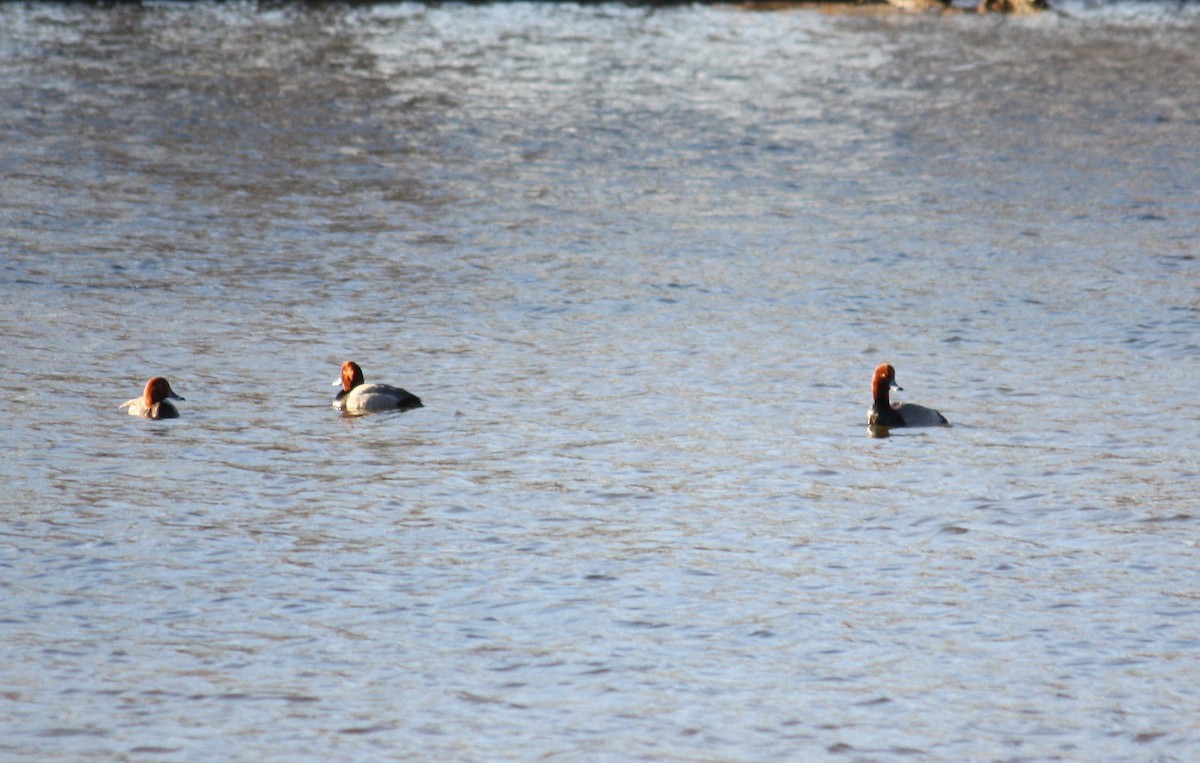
332, 360, 422, 415
868, 363, 948, 428
119, 376, 184, 419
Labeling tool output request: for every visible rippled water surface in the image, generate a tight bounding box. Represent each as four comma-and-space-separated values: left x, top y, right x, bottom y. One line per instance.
2, 2, 1199, 760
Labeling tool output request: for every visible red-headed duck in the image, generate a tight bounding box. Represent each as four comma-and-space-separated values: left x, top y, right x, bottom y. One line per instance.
868, 363, 948, 428
332, 360, 422, 415
119, 376, 184, 419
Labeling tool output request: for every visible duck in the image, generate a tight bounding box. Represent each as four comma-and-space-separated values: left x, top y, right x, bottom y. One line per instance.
119, 376, 184, 419
867, 363, 948, 428
333, 360, 422, 415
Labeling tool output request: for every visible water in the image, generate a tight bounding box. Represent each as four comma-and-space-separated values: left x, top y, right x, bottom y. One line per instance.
2, 2, 1199, 760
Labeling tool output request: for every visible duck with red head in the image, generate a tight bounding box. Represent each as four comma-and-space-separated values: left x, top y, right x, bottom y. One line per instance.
120, 376, 185, 419
333, 360, 422, 415
868, 363, 948, 428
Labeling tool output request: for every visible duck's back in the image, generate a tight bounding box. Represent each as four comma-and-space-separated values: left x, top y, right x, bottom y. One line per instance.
894, 402, 948, 427
868, 402, 948, 428
119, 397, 144, 416
341, 383, 423, 413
